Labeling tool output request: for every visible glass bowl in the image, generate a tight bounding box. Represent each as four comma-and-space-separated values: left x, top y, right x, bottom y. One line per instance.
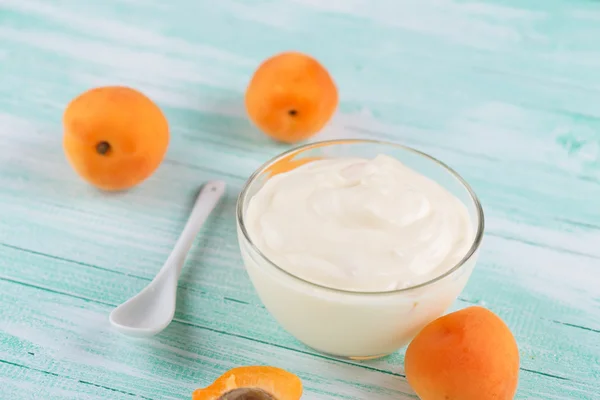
236, 139, 484, 359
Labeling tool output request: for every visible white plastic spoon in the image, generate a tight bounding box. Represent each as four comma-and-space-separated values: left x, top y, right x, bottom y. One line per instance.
109, 180, 226, 338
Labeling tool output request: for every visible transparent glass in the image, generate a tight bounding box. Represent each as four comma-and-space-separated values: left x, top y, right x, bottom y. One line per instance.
236, 139, 484, 359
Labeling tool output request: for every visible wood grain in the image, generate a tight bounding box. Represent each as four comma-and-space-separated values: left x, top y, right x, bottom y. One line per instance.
1, 0, 599, 399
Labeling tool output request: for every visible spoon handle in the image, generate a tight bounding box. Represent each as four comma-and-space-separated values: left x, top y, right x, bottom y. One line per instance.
163, 180, 227, 277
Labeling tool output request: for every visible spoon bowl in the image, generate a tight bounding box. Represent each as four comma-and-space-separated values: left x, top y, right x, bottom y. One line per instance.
109, 268, 179, 338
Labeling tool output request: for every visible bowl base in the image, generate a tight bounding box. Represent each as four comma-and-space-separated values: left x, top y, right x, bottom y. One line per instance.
347, 353, 392, 361
318, 349, 394, 361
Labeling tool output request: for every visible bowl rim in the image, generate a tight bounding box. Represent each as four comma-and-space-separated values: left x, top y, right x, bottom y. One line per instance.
236, 138, 485, 295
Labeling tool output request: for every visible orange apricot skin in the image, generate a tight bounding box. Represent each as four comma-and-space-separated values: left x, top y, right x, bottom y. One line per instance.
63, 86, 169, 191
192, 366, 302, 400
266, 156, 322, 177
405, 306, 520, 400
245, 51, 338, 144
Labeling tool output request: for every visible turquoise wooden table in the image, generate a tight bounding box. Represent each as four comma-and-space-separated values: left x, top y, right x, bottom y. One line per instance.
1, 1, 599, 399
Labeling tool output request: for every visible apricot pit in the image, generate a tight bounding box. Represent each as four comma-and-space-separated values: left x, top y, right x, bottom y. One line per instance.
217, 388, 274, 400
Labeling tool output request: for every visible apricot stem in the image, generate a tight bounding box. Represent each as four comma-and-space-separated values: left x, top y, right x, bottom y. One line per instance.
96, 141, 111, 155
288, 109, 297, 116
217, 388, 276, 400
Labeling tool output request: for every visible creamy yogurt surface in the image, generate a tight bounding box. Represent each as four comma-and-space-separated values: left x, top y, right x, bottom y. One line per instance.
245, 154, 474, 292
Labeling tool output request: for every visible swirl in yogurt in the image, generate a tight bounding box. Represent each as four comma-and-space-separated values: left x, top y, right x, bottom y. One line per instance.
245, 154, 474, 292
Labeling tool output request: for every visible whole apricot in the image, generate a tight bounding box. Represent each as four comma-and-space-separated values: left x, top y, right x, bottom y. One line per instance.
63, 86, 169, 191
245, 51, 338, 143
405, 306, 519, 400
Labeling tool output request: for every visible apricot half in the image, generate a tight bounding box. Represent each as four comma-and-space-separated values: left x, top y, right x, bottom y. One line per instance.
405, 306, 520, 400
192, 366, 302, 400
245, 51, 338, 144
63, 86, 169, 191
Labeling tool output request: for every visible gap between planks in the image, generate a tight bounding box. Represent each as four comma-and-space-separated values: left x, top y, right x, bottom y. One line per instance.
0, 359, 153, 400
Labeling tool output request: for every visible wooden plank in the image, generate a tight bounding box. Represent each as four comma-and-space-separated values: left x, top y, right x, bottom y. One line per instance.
0, 278, 417, 400
1, 0, 600, 258
1, 221, 599, 384
0, 144, 597, 326
0, 360, 142, 400
1, 102, 600, 261
1, 278, 596, 399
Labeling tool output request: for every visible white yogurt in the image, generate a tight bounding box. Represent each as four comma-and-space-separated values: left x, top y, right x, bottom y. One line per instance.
238, 153, 480, 358
245, 154, 473, 292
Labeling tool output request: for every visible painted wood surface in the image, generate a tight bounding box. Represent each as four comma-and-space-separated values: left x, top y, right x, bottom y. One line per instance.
0, 0, 599, 398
